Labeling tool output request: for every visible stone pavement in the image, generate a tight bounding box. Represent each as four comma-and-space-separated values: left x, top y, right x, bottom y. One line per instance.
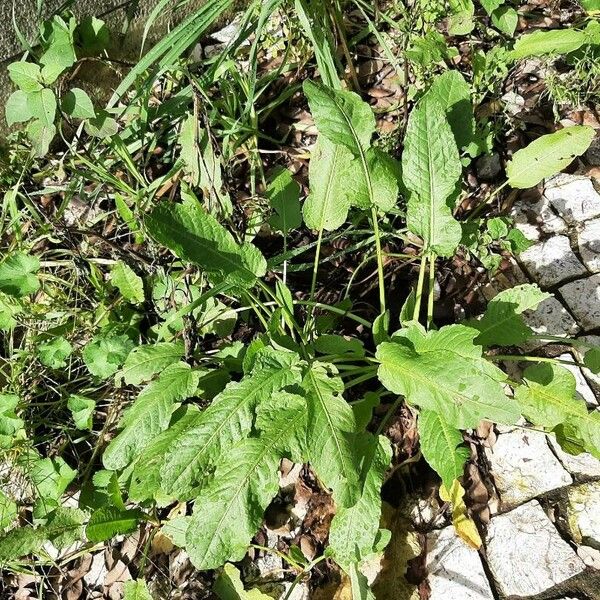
420, 174, 600, 599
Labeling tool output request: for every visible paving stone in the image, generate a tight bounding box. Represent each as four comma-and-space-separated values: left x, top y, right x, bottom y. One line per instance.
520, 236, 587, 288
559, 274, 600, 331
557, 352, 598, 408
511, 194, 567, 242
426, 527, 494, 600
567, 481, 600, 549
522, 296, 580, 350
486, 428, 571, 508
578, 217, 600, 273
545, 174, 600, 223
548, 434, 600, 478
485, 500, 586, 598
577, 544, 600, 570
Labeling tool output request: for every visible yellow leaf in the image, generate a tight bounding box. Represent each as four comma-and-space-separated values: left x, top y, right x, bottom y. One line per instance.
440, 479, 482, 549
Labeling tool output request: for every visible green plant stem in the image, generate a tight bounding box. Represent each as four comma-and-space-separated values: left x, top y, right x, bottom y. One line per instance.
304, 228, 325, 338
375, 396, 403, 436
371, 206, 386, 316
490, 354, 588, 369
412, 254, 428, 322
296, 300, 372, 328
426, 252, 436, 330
467, 180, 510, 221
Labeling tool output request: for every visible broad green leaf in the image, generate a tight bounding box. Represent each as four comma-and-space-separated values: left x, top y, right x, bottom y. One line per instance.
103, 362, 200, 470
128, 405, 200, 504
506, 126, 595, 189
5, 90, 32, 126
160, 349, 301, 500
110, 261, 144, 304
302, 363, 360, 508
124, 580, 153, 600
402, 99, 462, 257
423, 71, 475, 149
214, 563, 272, 600
0, 526, 45, 563
448, 0, 475, 35
515, 363, 587, 428
480, 0, 503, 14
30, 457, 76, 504
78, 16, 110, 54
267, 168, 302, 234
38, 336, 72, 369
492, 6, 518, 36
180, 114, 202, 185
84, 110, 119, 138
0, 394, 23, 440
40, 16, 77, 84
303, 138, 356, 231
584, 347, 600, 374
418, 410, 469, 489
46, 507, 86, 550
581, 0, 600, 13
27, 119, 56, 157
27, 88, 57, 128
467, 284, 550, 347
510, 28, 586, 60
146, 194, 266, 288
62, 87, 96, 119
303, 80, 375, 154
349, 563, 376, 600
328, 435, 391, 568
0, 491, 17, 530
83, 333, 134, 379
185, 392, 307, 569
67, 394, 96, 430
86, 506, 143, 543
118, 342, 185, 386
377, 324, 519, 428
7, 62, 43, 92
0, 275, 20, 330
572, 410, 600, 459
0, 253, 40, 297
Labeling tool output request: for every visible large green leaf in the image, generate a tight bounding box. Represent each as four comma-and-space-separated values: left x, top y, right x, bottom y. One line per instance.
39, 16, 76, 84
0, 253, 40, 297
328, 435, 391, 569
467, 284, 551, 347
146, 194, 266, 287
303, 80, 375, 154
27, 88, 56, 128
128, 405, 201, 504
516, 363, 600, 458
7, 62, 43, 92
124, 580, 153, 600
103, 362, 200, 470
402, 99, 462, 257
515, 363, 587, 428
302, 363, 361, 508
214, 563, 272, 600
160, 349, 301, 500
86, 506, 144, 542
185, 392, 307, 569
423, 71, 475, 149
118, 342, 185, 385
83, 333, 134, 379
418, 409, 469, 489
377, 324, 520, 428
506, 126, 594, 189
267, 168, 302, 234
303, 138, 357, 231
110, 261, 144, 304
510, 28, 587, 60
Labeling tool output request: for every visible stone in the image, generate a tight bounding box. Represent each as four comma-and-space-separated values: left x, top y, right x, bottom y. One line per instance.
545, 174, 600, 224
475, 153, 502, 182
577, 545, 600, 570
557, 352, 598, 408
567, 481, 600, 549
426, 527, 494, 600
522, 296, 580, 350
577, 217, 600, 273
559, 274, 600, 331
548, 435, 600, 478
585, 135, 600, 167
511, 194, 567, 242
519, 236, 587, 288
485, 500, 585, 598
486, 429, 571, 508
